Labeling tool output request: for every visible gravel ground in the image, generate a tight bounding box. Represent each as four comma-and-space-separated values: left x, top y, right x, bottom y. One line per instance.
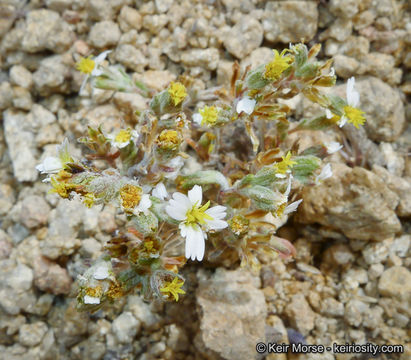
0, 0, 410, 359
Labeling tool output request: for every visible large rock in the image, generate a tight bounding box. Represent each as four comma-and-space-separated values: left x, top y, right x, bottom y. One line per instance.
378, 266, 411, 301
262, 1, 318, 43
355, 77, 405, 142
89, 21, 121, 48
3, 110, 38, 182
297, 163, 401, 241
22, 9, 74, 53
196, 269, 266, 360
223, 17, 263, 59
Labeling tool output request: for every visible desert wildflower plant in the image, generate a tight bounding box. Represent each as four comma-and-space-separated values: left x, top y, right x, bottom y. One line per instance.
37, 43, 366, 311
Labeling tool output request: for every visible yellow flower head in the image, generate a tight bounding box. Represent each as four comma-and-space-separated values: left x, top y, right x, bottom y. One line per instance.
120, 184, 143, 211
168, 82, 187, 106
199, 105, 219, 126
185, 200, 213, 226
228, 215, 250, 236
83, 193, 95, 208
274, 151, 297, 175
264, 49, 293, 81
156, 130, 182, 152
76, 56, 95, 75
344, 105, 366, 129
160, 277, 186, 301
115, 129, 132, 144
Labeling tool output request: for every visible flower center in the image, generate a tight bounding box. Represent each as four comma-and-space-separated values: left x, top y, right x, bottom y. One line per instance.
156, 130, 181, 151
76, 56, 95, 75
264, 50, 293, 81
274, 151, 297, 175
120, 184, 142, 211
185, 201, 213, 225
228, 215, 249, 236
168, 82, 187, 106
199, 106, 219, 126
343, 105, 366, 129
115, 129, 132, 144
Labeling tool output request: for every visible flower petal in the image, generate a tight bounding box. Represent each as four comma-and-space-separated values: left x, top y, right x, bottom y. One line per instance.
188, 185, 202, 205
236, 97, 256, 115
152, 182, 168, 200
84, 295, 100, 304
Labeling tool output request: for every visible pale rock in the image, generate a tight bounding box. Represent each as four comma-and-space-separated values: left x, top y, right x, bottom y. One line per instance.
320, 18, 352, 42
379, 142, 405, 177
368, 263, 385, 280
113, 92, 147, 115
353, 77, 405, 142
344, 299, 369, 327
333, 54, 360, 78
118, 6, 142, 32
165, 324, 189, 351
87, 0, 117, 20
297, 164, 401, 241
224, 17, 263, 59
126, 295, 162, 330
112, 312, 140, 344
33, 256, 72, 295
142, 14, 168, 35
22, 9, 74, 53
136, 70, 176, 91
361, 53, 398, 84
33, 55, 71, 96
241, 47, 273, 70
391, 235, 410, 258
155, 0, 173, 13
363, 306, 384, 329
378, 266, 411, 301
353, 10, 376, 30
35, 123, 64, 146
0, 184, 15, 217
262, 1, 318, 43
6, 263, 33, 292
9, 65, 33, 89
284, 293, 315, 336
0, 82, 13, 110
89, 21, 121, 48
329, 0, 360, 19
181, 48, 220, 71
19, 322, 48, 347
362, 239, 391, 265
115, 44, 148, 72
196, 268, 267, 360
29, 104, 57, 130
45, 0, 72, 12
80, 238, 102, 260
20, 195, 51, 229
320, 298, 344, 317
0, 229, 12, 260
217, 60, 234, 86
12, 86, 33, 111
372, 165, 411, 217
3, 109, 38, 182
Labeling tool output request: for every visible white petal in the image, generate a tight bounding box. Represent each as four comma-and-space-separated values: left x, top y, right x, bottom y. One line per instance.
93, 264, 109, 280
37, 157, 62, 174
236, 97, 256, 115
172, 192, 192, 209
91, 67, 104, 77
193, 113, 203, 125
94, 50, 112, 64
346, 77, 360, 107
196, 229, 205, 261
114, 140, 130, 149
338, 116, 347, 128
205, 205, 227, 220
315, 163, 333, 184
84, 295, 100, 304
205, 219, 228, 230
284, 176, 292, 197
134, 194, 151, 214
188, 185, 202, 205
284, 199, 303, 214
152, 182, 168, 200
79, 75, 89, 95
325, 141, 343, 154
329, 67, 335, 76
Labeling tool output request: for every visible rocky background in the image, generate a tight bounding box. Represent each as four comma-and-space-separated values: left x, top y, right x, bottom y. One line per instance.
0, 0, 410, 359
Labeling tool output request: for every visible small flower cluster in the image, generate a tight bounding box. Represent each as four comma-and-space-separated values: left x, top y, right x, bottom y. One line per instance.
37, 43, 366, 310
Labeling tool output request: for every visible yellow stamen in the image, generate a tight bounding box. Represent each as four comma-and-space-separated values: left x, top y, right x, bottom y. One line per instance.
160, 277, 186, 302
274, 151, 297, 175
85, 285, 103, 298
156, 130, 182, 151
106, 282, 124, 301
168, 82, 187, 106
185, 200, 213, 225
264, 49, 293, 81
114, 129, 132, 144
344, 105, 366, 129
274, 203, 287, 218
83, 193, 95, 208
120, 184, 143, 211
228, 215, 250, 236
199, 106, 219, 126
76, 56, 95, 75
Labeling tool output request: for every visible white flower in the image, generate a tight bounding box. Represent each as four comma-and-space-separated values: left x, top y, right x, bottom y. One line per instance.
165, 185, 228, 261
325, 141, 343, 154
36, 138, 72, 181
79, 50, 112, 94
337, 76, 360, 128
236, 97, 256, 115
315, 163, 333, 184
36, 156, 62, 175
133, 194, 152, 215
84, 295, 100, 305
152, 182, 168, 200
329, 67, 335, 77
284, 199, 303, 215
107, 129, 139, 149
